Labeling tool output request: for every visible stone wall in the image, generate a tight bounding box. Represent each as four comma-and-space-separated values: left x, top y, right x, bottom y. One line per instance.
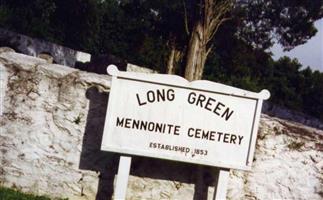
262, 102, 323, 130
0, 28, 91, 66
0, 51, 322, 200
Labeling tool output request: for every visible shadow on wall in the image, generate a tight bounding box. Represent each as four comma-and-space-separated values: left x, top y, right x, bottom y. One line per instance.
79, 87, 118, 199
79, 87, 221, 200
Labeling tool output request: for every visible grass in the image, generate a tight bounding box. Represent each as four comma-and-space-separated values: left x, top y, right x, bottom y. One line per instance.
0, 187, 67, 200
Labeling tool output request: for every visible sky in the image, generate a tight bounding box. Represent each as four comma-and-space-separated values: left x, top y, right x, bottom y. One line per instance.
271, 19, 323, 72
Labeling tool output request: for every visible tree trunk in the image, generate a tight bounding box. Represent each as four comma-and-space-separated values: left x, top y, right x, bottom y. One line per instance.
166, 41, 182, 75
183, 0, 232, 81
184, 22, 208, 81
167, 45, 177, 74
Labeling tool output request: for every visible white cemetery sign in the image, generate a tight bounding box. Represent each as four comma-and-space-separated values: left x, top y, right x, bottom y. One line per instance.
101, 65, 270, 171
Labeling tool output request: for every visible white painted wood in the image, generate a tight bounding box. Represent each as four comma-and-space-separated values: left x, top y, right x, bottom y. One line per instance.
102, 65, 270, 170
246, 99, 264, 165
114, 156, 132, 200
106, 65, 270, 100
213, 169, 230, 200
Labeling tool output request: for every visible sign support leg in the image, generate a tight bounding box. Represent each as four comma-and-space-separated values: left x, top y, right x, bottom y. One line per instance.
213, 169, 230, 200
114, 156, 132, 200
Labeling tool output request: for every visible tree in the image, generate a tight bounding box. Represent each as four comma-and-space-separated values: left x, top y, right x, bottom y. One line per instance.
238, 0, 323, 50
0, 0, 101, 52
137, 0, 234, 80
0, 0, 56, 39
1, 0, 322, 82
98, 0, 169, 69
129, 0, 323, 80
183, 0, 233, 80
1, 0, 323, 119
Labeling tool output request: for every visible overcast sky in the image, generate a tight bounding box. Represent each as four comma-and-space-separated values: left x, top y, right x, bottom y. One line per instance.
271, 19, 323, 72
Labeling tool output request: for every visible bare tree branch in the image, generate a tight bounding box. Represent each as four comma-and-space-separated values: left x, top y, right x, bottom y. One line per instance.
184, 0, 233, 80
206, 43, 214, 56
208, 0, 232, 32
207, 17, 231, 44
182, 0, 190, 35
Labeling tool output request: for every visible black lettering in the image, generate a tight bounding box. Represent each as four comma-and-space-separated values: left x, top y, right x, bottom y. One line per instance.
162, 124, 166, 133
174, 126, 180, 135
187, 128, 194, 137
155, 123, 164, 133
136, 94, 147, 106
132, 119, 140, 129
167, 124, 174, 134
222, 108, 234, 121
209, 131, 216, 141
223, 133, 230, 143
167, 89, 175, 101
238, 135, 244, 145
195, 129, 201, 138
213, 102, 225, 116
147, 90, 155, 103
156, 89, 165, 102
140, 121, 147, 130
116, 117, 124, 127
125, 118, 131, 128
230, 135, 237, 144
148, 122, 154, 131
201, 130, 209, 140
217, 132, 223, 141
196, 94, 206, 107
187, 92, 196, 104
205, 97, 216, 111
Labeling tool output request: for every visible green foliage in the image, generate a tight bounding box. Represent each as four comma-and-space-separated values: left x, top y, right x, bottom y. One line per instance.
1, 0, 322, 68
73, 115, 81, 125
0, 0, 56, 40
50, 0, 101, 51
0, 4, 10, 25
0, 186, 67, 200
95, 0, 169, 70
237, 0, 323, 50
203, 36, 323, 120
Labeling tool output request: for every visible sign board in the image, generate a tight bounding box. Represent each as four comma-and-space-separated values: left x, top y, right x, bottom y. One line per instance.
101, 66, 270, 170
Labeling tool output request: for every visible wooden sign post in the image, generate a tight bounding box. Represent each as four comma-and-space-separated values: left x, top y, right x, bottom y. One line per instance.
214, 169, 230, 199
102, 65, 270, 199
114, 156, 132, 200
